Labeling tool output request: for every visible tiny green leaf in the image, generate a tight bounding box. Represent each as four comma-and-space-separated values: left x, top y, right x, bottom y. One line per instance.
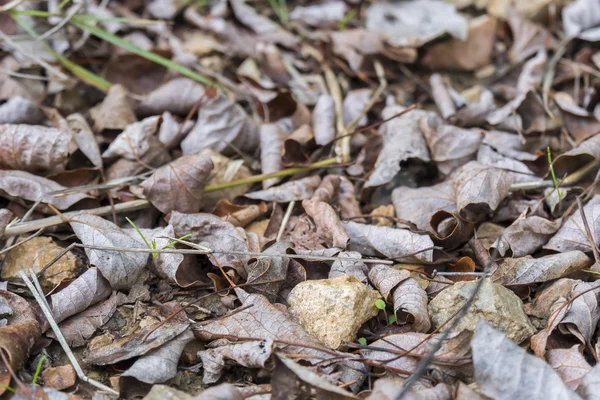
358, 337, 367, 346
388, 314, 397, 325
375, 299, 386, 310
31, 355, 47, 385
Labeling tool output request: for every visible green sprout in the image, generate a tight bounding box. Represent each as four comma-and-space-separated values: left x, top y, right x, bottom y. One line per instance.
358, 337, 367, 346
267, 0, 288, 26
547, 146, 563, 203
31, 355, 47, 385
126, 217, 192, 259
338, 9, 357, 31
375, 299, 396, 325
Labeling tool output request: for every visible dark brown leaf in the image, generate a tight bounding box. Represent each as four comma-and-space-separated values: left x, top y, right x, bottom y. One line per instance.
141, 152, 213, 214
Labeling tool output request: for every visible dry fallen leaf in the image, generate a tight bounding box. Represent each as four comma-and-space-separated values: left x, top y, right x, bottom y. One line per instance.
0, 124, 75, 173
547, 345, 592, 391
102, 115, 162, 160
0, 291, 42, 395
141, 152, 213, 214
259, 123, 285, 188
69, 214, 149, 290
246, 176, 322, 202
0, 96, 44, 125
472, 321, 581, 400
492, 215, 562, 257
312, 94, 336, 146
90, 84, 137, 132
545, 195, 600, 253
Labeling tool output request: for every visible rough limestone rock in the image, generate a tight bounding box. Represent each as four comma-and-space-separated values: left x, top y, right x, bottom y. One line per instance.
428, 278, 535, 343
287, 275, 382, 349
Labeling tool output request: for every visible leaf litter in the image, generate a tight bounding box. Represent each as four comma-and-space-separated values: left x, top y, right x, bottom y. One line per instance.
6, 1, 600, 399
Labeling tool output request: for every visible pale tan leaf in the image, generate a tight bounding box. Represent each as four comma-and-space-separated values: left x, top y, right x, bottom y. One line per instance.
336, 176, 362, 219
289, 2, 347, 28
0, 209, 12, 238
392, 180, 457, 231
199, 338, 274, 385
90, 84, 137, 132
553, 134, 600, 177
50, 292, 124, 347
0, 170, 91, 209
190, 383, 243, 400
329, 251, 368, 284
169, 211, 254, 279
420, 115, 483, 175
102, 115, 162, 160
0, 96, 44, 125
302, 198, 349, 249
0, 124, 74, 173
343, 221, 434, 263
472, 321, 581, 400
259, 123, 285, 188
452, 161, 515, 221
492, 251, 591, 285
313, 94, 336, 146
141, 152, 213, 214
138, 78, 207, 117
120, 329, 195, 395
69, 214, 149, 290
246, 176, 322, 202
545, 195, 600, 253
343, 88, 373, 128
50, 267, 112, 324
365, 105, 432, 187
547, 345, 591, 390
181, 91, 258, 155
66, 113, 103, 169
493, 216, 562, 257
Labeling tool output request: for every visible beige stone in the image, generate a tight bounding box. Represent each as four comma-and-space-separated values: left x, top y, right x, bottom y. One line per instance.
428, 278, 536, 343
287, 275, 382, 349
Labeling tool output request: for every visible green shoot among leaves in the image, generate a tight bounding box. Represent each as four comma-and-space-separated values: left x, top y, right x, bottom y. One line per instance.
31, 355, 47, 385
126, 218, 193, 259
374, 299, 395, 325
358, 337, 367, 346
267, 0, 288, 26
338, 9, 357, 31
547, 146, 563, 203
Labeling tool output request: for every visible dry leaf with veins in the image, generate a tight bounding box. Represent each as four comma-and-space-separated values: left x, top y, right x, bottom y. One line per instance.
343, 221, 434, 263
69, 214, 149, 290
67, 113, 103, 170
120, 329, 194, 397
472, 321, 581, 400
199, 338, 274, 385
170, 211, 255, 279
0, 290, 42, 396
420, 115, 483, 175
493, 216, 562, 257
452, 161, 515, 221
553, 134, 600, 177
141, 152, 213, 214
90, 84, 137, 132
49, 292, 124, 347
365, 105, 433, 187
392, 180, 457, 231
181, 91, 258, 155
492, 251, 591, 285
259, 123, 285, 188
102, 115, 162, 160
246, 175, 322, 202
545, 195, 600, 254
137, 78, 207, 116
245, 241, 292, 301
547, 345, 592, 391
50, 267, 112, 324
368, 265, 430, 332
0, 170, 92, 210
0, 124, 75, 173
329, 251, 369, 284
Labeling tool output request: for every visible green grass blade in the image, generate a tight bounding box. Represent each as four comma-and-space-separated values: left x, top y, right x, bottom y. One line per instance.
11, 14, 112, 91
71, 20, 220, 89
547, 146, 563, 202
31, 355, 47, 385
13, 9, 164, 25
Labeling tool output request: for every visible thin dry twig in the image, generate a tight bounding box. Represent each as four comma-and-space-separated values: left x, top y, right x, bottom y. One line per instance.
276, 200, 295, 242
